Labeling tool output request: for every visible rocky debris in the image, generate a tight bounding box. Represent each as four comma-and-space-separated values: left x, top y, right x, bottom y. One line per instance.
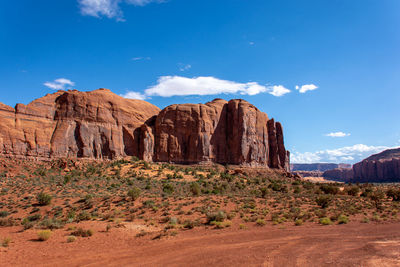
352, 148, 400, 182
0, 89, 290, 170
323, 168, 354, 182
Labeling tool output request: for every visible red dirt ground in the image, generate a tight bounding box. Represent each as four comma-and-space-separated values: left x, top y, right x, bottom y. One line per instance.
1, 222, 400, 266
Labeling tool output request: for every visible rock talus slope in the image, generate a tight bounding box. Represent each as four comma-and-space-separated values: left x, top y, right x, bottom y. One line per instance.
0, 89, 289, 170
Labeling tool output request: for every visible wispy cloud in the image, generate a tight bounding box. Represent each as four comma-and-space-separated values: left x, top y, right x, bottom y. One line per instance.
325, 132, 351, 138
131, 56, 151, 61
178, 63, 191, 72
122, 91, 147, 100
295, 84, 318, 93
291, 144, 397, 164
44, 78, 75, 90
78, 0, 163, 20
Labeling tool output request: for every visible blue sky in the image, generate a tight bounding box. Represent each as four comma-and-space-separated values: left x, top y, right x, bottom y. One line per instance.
1, 0, 399, 163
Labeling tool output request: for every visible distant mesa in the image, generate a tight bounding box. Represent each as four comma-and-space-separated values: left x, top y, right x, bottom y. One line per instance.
323, 148, 400, 183
291, 163, 351, 172
0, 89, 290, 171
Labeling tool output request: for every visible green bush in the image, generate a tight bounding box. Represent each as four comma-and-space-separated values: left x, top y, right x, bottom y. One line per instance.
319, 217, 332, 225
190, 182, 201, 196
206, 211, 226, 224
37, 230, 52, 241
163, 183, 174, 195
67, 236, 77, 243
127, 187, 141, 201
338, 215, 349, 224
37, 192, 52, 206
71, 228, 93, 237
0, 211, 9, 218
1, 237, 11, 247
347, 186, 360, 196
295, 219, 303, 226
321, 216, 332, 225
256, 218, 266, 226
316, 195, 331, 209
387, 188, 400, 201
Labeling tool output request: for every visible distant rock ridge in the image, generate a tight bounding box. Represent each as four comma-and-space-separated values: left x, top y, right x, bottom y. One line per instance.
291, 163, 351, 172
322, 148, 400, 182
0, 89, 290, 170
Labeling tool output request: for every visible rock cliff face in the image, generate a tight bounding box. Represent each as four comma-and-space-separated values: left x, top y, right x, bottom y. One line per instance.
140, 99, 289, 170
0, 89, 160, 159
0, 89, 289, 170
323, 168, 354, 182
352, 148, 400, 182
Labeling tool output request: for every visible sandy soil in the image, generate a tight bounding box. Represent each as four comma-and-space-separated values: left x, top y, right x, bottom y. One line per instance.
1, 222, 400, 267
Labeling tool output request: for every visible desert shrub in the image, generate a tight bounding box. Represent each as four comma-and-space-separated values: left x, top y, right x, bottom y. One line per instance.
0, 211, 9, 218
2, 237, 11, 247
206, 210, 226, 224
259, 187, 268, 198
37, 230, 52, 241
67, 236, 77, 243
316, 195, 331, 209
0, 218, 16, 227
190, 182, 201, 196
76, 211, 91, 221
370, 190, 385, 209
39, 218, 64, 230
347, 186, 360, 196
256, 219, 266, 226
338, 215, 349, 224
127, 187, 141, 201
294, 219, 303, 226
71, 228, 93, 237
183, 220, 195, 229
37, 192, 52, 206
163, 183, 174, 195
320, 184, 339, 195
361, 187, 373, 197
386, 188, 400, 201
293, 186, 301, 194
319, 217, 332, 225
211, 221, 232, 229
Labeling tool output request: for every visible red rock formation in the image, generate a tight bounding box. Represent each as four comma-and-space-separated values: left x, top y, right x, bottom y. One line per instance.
352, 148, 400, 182
0, 89, 160, 159
0, 89, 290, 170
140, 99, 290, 170
323, 168, 354, 182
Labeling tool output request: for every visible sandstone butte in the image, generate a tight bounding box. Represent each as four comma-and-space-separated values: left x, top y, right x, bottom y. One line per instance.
323, 148, 400, 182
0, 88, 290, 171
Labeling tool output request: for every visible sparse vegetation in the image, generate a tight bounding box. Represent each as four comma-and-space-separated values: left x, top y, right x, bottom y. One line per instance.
37, 230, 52, 241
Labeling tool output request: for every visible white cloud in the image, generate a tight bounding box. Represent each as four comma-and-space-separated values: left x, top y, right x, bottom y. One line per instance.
138, 76, 290, 98
121, 91, 147, 100
291, 144, 397, 164
131, 56, 151, 61
78, 0, 162, 20
295, 84, 318, 93
268, 85, 291, 97
44, 78, 75, 90
178, 64, 192, 72
325, 132, 350, 138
